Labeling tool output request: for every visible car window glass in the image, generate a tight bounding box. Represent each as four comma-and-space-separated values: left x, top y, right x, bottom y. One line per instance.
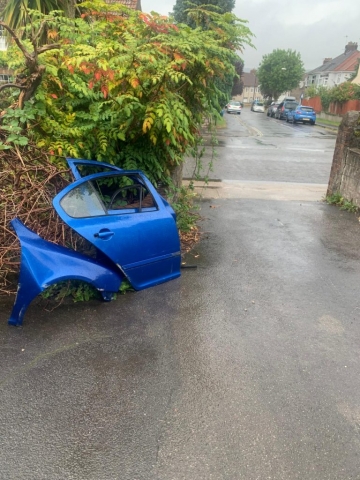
300, 107, 314, 112
60, 182, 106, 218
60, 174, 157, 218
284, 102, 297, 109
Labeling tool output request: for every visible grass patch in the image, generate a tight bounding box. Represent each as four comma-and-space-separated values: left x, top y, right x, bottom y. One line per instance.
216, 116, 227, 128
318, 117, 341, 128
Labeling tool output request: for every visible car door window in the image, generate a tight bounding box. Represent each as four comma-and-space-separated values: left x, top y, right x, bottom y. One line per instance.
60, 182, 106, 218
60, 174, 157, 218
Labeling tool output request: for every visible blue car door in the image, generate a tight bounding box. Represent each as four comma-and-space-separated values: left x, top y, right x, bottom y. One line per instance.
66, 158, 123, 180
53, 170, 181, 290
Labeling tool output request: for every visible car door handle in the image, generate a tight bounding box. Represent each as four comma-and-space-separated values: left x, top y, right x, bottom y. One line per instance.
94, 229, 114, 239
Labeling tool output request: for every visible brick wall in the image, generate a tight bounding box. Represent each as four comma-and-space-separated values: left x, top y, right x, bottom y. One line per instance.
327, 111, 360, 207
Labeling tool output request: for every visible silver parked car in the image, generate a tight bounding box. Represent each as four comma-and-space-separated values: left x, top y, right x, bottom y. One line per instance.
267, 102, 279, 117
226, 101, 242, 115
252, 102, 265, 113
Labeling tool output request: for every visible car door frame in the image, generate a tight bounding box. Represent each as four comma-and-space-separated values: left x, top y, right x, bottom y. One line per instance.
53, 170, 181, 291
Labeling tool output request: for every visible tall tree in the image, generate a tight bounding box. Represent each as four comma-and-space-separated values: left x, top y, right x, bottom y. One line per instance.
173, 0, 235, 26
231, 59, 244, 96
256, 49, 304, 101
2, 0, 77, 32
1, 2, 253, 187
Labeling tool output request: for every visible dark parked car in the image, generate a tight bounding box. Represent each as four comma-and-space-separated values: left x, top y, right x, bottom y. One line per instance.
267, 102, 280, 117
275, 101, 297, 120
287, 105, 316, 125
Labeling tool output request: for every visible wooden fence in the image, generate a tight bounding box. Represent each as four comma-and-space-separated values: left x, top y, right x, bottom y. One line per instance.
302, 96, 360, 115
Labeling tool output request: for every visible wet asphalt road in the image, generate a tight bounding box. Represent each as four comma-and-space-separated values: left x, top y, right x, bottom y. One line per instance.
1, 109, 360, 479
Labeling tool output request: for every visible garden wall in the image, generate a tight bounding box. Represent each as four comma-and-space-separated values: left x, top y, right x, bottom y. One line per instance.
327, 111, 360, 207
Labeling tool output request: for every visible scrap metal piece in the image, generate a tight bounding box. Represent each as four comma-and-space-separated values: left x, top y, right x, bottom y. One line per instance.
8, 218, 122, 326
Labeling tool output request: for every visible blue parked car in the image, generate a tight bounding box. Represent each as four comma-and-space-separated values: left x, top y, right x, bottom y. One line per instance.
287, 105, 316, 125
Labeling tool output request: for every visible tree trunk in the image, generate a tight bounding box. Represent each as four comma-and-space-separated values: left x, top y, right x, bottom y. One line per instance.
170, 162, 184, 190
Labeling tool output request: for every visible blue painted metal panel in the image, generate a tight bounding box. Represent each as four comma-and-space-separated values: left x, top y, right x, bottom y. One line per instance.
8, 160, 181, 326
53, 170, 181, 290
66, 158, 123, 180
8, 219, 122, 326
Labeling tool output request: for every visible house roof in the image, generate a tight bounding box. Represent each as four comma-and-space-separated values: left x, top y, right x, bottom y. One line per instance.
308, 43, 360, 75
104, 0, 142, 10
241, 72, 259, 87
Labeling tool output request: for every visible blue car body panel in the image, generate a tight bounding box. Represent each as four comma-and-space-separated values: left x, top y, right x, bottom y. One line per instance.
288, 105, 316, 123
66, 158, 123, 180
8, 218, 122, 326
8, 160, 181, 326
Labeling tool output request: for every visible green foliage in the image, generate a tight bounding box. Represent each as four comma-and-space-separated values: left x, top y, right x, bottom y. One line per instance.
173, 0, 236, 26
330, 82, 360, 103
2, 2, 253, 186
0, 50, 9, 69
42, 280, 102, 302
167, 184, 199, 233
231, 59, 244, 96
326, 193, 359, 213
305, 85, 317, 99
257, 49, 304, 101
2, 0, 73, 31
316, 85, 331, 111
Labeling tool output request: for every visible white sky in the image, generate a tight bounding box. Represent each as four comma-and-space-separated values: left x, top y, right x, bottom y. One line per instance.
141, 0, 360, 70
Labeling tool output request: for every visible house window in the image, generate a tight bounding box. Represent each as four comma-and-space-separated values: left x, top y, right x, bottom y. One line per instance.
320, 75, 328, 86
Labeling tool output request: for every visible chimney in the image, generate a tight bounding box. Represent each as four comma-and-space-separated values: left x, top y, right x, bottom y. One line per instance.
323, 57, 332, 65
345, 42, 358, 54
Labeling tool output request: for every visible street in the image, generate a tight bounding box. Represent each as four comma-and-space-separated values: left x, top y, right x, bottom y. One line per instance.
1, 108, 360, 480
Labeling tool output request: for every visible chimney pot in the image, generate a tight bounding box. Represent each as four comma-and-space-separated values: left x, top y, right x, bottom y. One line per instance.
345, 42, 358, 54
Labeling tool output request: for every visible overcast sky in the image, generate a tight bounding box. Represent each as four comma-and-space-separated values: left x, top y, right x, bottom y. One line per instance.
141, 0, 360, 71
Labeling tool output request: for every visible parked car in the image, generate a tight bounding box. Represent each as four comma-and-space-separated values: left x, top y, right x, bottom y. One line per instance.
226, 100, 242, 114
287, 105, 316, 125
275, 101, 297, 120
250, 100, 260, 111
252, 102, 265, 113
267, 102, 280, 117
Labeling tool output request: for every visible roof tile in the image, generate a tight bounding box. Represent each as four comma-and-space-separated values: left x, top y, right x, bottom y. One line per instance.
104, 0, 141, 10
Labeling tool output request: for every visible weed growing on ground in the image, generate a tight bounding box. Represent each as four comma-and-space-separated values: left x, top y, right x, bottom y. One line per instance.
167, 184, 199, 233
325, 193, 359, 213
